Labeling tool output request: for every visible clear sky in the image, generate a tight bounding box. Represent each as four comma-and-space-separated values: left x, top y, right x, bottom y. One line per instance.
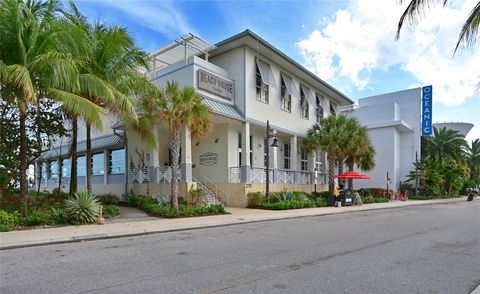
72, 0, 479, 142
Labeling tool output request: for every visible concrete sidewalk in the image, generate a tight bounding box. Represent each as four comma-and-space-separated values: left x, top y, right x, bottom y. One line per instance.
0, 197, 466, 250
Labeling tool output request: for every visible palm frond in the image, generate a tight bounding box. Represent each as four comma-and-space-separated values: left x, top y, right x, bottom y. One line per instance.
0, 62, 36, 103
47, 88, 104, 130
396, 0, 448, 40
454, 1, 480, 54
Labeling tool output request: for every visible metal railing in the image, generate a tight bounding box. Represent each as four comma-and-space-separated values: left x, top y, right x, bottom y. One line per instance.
228, 166, 315, 184
193, 172, 228, 205
129, 166, 176, 183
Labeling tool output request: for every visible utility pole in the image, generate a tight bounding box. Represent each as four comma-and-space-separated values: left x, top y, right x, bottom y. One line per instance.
415, 151, 419, 196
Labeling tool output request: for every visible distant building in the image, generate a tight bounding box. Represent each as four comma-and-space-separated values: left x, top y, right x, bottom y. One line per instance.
432, 122, 473, 137
343, 88, 422, 191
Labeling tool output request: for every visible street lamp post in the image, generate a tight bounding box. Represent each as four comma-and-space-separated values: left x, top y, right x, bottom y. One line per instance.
265, 120, 279, 201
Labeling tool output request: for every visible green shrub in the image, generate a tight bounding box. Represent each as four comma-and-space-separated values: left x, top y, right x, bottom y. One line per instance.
362, 196, 375, 204
261, 199, 314, 210
247, 192, 265, 208
188, 187, 206, 207
51, 207, 70, 224
102, 205, 120, 218
22, 210, 54, 226
97, 193, 119, 205
65, 192, 100, 224
28, 190, 51, 197
0, 210, 20, 232
315, 198, 329, 207
374, 197, 389, 203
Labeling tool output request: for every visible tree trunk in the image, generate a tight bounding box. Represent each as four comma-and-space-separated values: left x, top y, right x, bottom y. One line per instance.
327, 152, 336, 194
337, 154, 345, 188
19, 101, 28, 216
347, 158, 355, 191
86, 123, 92, 193
170, 127, 180, 212
35, 99, 42, 196
69, 116, 78, 194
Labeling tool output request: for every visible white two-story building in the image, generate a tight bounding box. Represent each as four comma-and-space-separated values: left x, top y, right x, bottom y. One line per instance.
37, 30, 353, 207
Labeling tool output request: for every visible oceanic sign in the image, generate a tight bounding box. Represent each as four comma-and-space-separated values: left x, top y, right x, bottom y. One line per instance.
421, 85, 433, 135
199, 152, 218, 166
197, 69, 234, 100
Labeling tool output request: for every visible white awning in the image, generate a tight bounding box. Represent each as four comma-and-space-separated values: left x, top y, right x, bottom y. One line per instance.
333, 102, 340, 115
280, 73, 299, 97
321, 96, 330, 112
301, 85, 316, 106
256, 59, 277, 89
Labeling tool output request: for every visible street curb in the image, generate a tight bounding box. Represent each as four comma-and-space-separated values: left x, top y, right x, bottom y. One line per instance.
0, 199, 466, 251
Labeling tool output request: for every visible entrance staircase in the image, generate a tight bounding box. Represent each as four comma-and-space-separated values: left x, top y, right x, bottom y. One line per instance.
193, 173, 229, 206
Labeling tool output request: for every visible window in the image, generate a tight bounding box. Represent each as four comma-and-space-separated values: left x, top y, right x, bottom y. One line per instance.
41, 163, 47, 179
300, 148, 308, 171
330, 101, 336, 116
281, 76, 291, 112
315, 151, 324, 172
77, 156, 86, 176
238, 133, 242, 166
284, 143, 290, 169
61, 158, 71, 178
316, 95, 324, 122
256, 64, 269, 103
50, 161, 58, 179
300, 88, 309, 119
110, 148, 125, 174
92, 152, 105, 175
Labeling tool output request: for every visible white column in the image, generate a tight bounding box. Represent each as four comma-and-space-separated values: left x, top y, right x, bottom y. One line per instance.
309, 151, 316, 172
290, 135, 298, 171
181, 125, 192, 182
270, 142, 278, 169
241, 122, 250, 166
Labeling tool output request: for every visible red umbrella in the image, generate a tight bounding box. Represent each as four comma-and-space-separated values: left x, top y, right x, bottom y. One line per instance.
334, 171, 371, 179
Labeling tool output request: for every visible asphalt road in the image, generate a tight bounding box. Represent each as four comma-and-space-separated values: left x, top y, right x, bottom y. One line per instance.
1, 201, 479, 294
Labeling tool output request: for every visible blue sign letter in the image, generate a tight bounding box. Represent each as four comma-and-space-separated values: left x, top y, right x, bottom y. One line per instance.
422, 85, 433, 135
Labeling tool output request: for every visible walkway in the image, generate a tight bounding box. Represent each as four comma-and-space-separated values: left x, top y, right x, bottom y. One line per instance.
0, 197, 467, 250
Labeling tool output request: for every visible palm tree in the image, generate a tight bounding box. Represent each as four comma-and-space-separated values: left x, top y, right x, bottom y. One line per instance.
466, 139, 480, 182
136, 81, 211, 212
0, 0, 103, 206
396, 0, 480, 53
421, 127, 467, 162
304, 115, 351, 194
65, 5, 148, 193
344, 125, 375, 189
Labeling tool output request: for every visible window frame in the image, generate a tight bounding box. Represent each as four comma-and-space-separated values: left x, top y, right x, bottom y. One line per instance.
91, 152, 105, 176
61, 158, 71, 178
256, 64, 269, 103
300, 148, 308, 171
284, 143, 291, 170
109, 148, 125, 174
300, 88, 309, 119
316, 94, 324, 122
280, 76, 291, 112
77, 155, 86, 177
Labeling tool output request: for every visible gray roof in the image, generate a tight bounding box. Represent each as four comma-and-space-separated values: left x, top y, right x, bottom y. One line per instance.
40, 133, 125, 160
202, 97, 244, 120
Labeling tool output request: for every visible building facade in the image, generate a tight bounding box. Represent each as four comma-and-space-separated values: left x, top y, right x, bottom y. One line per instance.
36, 30, 353, 207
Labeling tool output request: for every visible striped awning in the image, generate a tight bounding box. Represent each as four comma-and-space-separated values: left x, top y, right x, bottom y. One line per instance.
40, 132, 125, 159
202, 97, 244, 120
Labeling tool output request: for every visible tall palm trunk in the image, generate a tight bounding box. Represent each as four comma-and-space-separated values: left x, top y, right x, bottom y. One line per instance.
347, 158, 355, 190
86, 123, 92, 193
170, 127, 181, 212
35, 99, 42, 195
327, 153, 336, 194
69, 116, 78, 194
19, 101, 28, 216
337, 154, 345, 188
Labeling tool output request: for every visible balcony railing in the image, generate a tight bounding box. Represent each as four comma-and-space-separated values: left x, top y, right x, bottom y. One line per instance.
229, 166, 322, 185
129, 166, 175, 183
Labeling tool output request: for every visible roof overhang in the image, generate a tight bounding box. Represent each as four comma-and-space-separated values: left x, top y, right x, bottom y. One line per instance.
211, 30, 354, 106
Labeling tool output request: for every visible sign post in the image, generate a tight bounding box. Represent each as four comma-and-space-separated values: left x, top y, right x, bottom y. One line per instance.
421, 85, 433, 135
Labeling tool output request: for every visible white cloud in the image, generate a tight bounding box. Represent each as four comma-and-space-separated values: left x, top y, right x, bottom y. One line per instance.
296, 0, 480, 106
99, 0, 195, 38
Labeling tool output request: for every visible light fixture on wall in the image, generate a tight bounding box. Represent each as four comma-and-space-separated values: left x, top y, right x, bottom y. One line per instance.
214, 138, 219, 143
195, 142, 200, 146
257, 143, 262, 148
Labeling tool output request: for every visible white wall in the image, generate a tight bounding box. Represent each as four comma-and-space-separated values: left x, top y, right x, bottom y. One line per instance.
347, 88, 422, 191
